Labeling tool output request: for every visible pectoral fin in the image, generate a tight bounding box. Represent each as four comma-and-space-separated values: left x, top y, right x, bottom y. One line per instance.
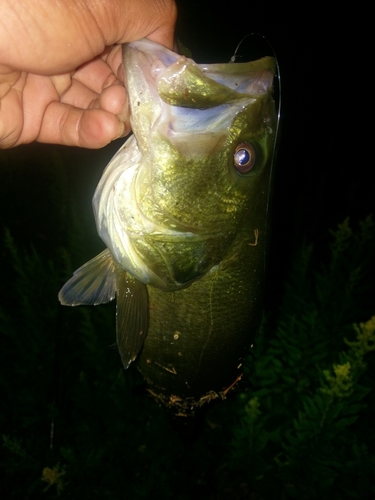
116, 269, 149, 369
59, 249, 148, 368
59, 249, 116, 306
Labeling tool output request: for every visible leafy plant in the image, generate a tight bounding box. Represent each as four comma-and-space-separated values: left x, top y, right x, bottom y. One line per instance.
227, 217, 375, 499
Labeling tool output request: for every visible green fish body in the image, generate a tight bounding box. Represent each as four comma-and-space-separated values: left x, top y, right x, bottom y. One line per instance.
59, 40, 277, 415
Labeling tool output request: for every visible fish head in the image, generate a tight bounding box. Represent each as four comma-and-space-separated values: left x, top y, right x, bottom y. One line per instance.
93, 39, 277, 290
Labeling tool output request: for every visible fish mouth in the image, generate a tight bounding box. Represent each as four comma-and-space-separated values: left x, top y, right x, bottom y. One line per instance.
124, 40, 275, 155
125, 39, 275, 107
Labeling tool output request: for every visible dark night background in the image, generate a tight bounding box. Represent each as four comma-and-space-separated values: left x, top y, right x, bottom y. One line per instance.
0, 1, 374, 498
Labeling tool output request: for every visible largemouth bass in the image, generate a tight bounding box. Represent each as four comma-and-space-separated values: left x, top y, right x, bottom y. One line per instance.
59, 39, 277, 416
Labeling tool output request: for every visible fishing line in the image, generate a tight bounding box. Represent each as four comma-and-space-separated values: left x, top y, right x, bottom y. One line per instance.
230, 32, 281, 271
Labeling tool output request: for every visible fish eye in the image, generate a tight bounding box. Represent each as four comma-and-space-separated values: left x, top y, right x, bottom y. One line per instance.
234, 142, 255, 174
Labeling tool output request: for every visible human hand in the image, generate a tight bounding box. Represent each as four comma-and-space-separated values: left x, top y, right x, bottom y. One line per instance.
0, 0, 176, 149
